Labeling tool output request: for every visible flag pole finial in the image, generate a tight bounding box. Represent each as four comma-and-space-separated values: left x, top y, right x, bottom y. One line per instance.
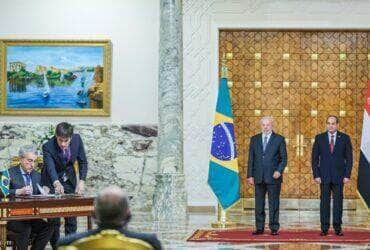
221, 53, 228, 79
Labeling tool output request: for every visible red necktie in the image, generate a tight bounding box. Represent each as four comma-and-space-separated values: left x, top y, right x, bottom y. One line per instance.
330, 135, 334, 153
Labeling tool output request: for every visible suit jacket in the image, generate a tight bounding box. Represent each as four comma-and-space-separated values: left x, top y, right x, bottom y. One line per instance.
41, 134, 88, 189
9, 165, 41, 196
57, 226, 162, 250
311, 131, 353, 184
247, 132, 287, 184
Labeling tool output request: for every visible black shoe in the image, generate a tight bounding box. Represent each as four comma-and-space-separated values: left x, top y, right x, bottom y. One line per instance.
270, 230, 279, 236
335, 230, 343, 236
252, 230, 264, 235
320, 231, 328, 236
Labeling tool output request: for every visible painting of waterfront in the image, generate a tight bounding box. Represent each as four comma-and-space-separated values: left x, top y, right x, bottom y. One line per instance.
1, 40, 111, 116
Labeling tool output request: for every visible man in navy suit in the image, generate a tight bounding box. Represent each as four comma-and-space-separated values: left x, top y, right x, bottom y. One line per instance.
57, 186, 162, 250
42, 122, 88, 249
8, 145, 53, 250
312, 115, 353, 236
247, 116, 287, 235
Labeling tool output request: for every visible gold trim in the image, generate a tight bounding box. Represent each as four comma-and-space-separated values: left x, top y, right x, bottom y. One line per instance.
282, 53, 290, 60
340, 53, 347, 60
39, 205, 94, 214
254, 81, 261, 88
225, 52, 233, 60
311, 82, 318, 89
340, 81, 347, 89
254, 53, 261, 60
0, 39, 112, 116
339, 110, 346, 117
368, 54, 370, 61
311, 110, 318, 117
254, 110, 261, 116
311, 54, 318, 60
227, 81, 233, 88
283, 81, 290, 88
283, 109, 289, 116
220, 53, 228, 78
72, 229, 154, 250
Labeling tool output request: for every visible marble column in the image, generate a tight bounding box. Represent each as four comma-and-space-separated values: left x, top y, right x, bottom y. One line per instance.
153, 0, 187, 221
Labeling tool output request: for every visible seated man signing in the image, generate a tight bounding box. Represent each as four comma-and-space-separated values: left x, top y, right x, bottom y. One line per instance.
8, 145, 53, 250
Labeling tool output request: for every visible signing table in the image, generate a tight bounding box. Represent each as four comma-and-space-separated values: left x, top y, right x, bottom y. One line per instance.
0, 195, 94, 250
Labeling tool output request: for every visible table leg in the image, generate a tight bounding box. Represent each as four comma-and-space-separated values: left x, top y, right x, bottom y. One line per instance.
0, 221, 7, 250
87, 216, 92, 230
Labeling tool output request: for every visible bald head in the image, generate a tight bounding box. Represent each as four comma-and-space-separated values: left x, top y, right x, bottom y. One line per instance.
94, 186, 130, 227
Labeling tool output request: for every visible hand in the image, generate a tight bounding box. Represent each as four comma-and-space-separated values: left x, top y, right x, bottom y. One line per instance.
15, 186, 32, 196
247, 177, 254, 185
53, 180, 64, 194
314, 177, 321, 184
343, 177, 350, 184
43, 186, 50, 194
75, 180, 85, 195
273, 171, 281, 179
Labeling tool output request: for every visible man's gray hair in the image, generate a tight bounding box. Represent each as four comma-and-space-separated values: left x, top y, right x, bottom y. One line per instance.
94, 186, 130, 227
18, 145, 38, 158
260, 116, 274, 124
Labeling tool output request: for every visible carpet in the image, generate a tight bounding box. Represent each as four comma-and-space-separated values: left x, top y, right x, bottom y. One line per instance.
187, 228, 370, 243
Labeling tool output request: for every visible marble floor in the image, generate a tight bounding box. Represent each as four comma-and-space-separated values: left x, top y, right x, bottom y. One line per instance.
43, 207, 369, 250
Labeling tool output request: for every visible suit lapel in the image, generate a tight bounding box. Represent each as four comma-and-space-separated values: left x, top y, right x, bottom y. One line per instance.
333, 131, 342, 153
257, 133, 263, 153
57, 149, 66, 166
69, 136, 77, 162
16, 166, 26, 187
30, 171, 39, 195
324, 132, 331, 154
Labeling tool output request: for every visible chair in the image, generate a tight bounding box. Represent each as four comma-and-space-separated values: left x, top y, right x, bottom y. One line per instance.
7, 230, 36, 250
58, 230, 154, 250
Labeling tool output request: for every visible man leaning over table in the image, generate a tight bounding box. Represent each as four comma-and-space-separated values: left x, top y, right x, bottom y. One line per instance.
41, 122, 88, 250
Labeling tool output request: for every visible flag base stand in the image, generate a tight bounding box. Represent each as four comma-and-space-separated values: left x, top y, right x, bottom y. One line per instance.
211, 221, 245, 228
211, 205, 246, 228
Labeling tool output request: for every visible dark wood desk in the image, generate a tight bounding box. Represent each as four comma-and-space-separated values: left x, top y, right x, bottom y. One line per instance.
0, 196, 94, 250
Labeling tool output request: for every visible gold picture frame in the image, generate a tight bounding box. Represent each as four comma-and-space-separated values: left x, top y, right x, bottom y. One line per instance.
0, 39, 111, 116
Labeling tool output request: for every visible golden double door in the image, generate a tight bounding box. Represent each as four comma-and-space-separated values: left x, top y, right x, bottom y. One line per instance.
219, 30, 369, 199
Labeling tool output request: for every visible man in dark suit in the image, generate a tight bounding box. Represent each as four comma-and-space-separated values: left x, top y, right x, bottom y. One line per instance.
312, 115, 353, 236
57, 186, 162, 249
8, 145, 53, 250
41, 122, 88, 249
247, 116, 287, 236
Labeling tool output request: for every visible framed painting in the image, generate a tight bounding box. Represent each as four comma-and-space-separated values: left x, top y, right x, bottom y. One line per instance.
0, 39, 111, 116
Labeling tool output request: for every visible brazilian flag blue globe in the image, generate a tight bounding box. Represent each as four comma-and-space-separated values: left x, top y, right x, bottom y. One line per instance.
208, 77, 240, 210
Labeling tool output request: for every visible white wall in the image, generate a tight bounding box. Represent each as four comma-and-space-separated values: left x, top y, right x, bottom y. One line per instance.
183, 0, 370, 207
0, 0, 159, 124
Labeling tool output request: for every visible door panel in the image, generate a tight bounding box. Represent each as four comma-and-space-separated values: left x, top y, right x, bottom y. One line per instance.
219, 30, 369, 199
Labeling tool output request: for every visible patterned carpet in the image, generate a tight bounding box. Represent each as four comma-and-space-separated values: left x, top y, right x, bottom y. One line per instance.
187, 228, 370, 243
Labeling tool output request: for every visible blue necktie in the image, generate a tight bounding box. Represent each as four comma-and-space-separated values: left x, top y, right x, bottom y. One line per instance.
23, 173, 31, 186
263, 136, 268, 152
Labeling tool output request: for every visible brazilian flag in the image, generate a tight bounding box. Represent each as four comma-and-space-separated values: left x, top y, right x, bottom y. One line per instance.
208, 77, 240, 210
0, 169, 10, 197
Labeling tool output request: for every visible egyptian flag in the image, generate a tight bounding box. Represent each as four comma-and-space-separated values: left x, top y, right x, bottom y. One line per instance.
208, 77, 240, 210
358, 79, 370, 208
